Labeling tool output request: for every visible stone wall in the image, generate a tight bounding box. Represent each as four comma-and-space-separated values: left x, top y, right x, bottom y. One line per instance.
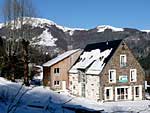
100, 41, 145, 101
69, 73, 100, 101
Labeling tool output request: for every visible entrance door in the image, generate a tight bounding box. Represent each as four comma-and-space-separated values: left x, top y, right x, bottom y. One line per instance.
62, 81, 66, 91
116, 87, 128, 100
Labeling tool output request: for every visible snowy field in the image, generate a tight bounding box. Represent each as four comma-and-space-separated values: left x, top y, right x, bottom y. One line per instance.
0, 77, 150, 113
103, 100, 150, 113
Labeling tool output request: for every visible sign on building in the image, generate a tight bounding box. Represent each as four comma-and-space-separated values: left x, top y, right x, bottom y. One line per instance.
119, 75, 128, 83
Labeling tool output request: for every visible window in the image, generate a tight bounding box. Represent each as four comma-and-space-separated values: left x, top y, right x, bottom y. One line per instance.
130, 69, 137, 82
105, 87, 113, 100
73, 85, 76, 89
109, 69, 116, 83
70, 81, 72, 85
134, 85, 142, 100
54, 68, 59, 74
79, 72, 86, 83
120, 55, 127, 67
106, 89, 110, 99
81, 83, 86, 97
54, 81, 60, 86
117, 88, 128, 100
135, 87, 139, 97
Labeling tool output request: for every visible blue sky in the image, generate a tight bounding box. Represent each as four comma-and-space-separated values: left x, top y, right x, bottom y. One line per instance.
0, 0, 150, 30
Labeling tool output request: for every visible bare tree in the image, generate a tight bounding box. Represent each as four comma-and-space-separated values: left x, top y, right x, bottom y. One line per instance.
2, 0, 36, 85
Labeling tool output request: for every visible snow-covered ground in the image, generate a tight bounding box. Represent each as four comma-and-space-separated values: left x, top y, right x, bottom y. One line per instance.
0, 77, 150, 113
0, 77, 104, 113
103, 100, 150, 113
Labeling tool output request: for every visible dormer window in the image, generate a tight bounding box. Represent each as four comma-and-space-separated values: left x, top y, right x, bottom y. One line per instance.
120, 54, 127, 67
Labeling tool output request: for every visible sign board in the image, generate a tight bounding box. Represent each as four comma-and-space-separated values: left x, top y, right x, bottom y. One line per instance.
119, 75, 128, 83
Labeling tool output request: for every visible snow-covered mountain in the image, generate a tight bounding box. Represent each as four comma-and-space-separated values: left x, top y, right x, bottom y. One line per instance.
0, 18, 144, 46
141, 30, 150, 33
0, 17, 125, 47
1, 17, 150, 65
96, 25, 124, 32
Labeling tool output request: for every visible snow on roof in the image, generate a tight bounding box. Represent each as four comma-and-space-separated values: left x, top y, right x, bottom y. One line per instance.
69, 40, 122, 75
34, 65, 43, 69
69, 49, 112, 75
86, 59, 105, 75
33, 66, 43, 80
97, 25, 124, 32
33, 72, 43, 81
43, 49, 81, 67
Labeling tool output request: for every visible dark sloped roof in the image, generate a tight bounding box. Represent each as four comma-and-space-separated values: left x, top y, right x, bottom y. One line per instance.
69, 39, 122, 74
84, 39, 122, 52
84, 39, 122, 64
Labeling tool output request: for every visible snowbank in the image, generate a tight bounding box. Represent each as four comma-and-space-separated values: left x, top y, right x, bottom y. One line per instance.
1, 77, 150, 113
0, 77, 104, 113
